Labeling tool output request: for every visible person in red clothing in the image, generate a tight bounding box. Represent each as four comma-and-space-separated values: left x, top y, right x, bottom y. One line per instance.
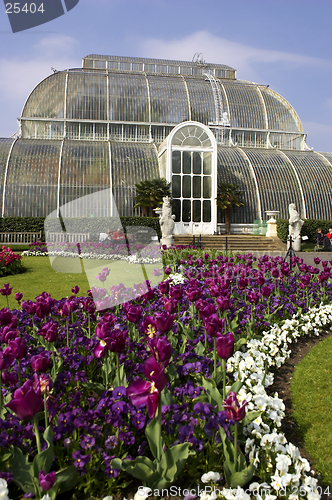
327, 228, 332, 239
112, 227, 125, 242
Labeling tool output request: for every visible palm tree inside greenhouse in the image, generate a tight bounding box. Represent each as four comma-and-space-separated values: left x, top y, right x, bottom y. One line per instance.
217, 182, 245, 234
134, 178, 171, 217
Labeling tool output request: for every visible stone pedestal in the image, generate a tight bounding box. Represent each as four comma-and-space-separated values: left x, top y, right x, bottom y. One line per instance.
292, 237, 301, 252
266, 219, 277, 237
161, 236, 174, 248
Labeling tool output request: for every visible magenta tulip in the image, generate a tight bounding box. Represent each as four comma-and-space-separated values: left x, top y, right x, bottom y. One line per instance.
223, 391, 247, 422
39, 470, 56, 491
8, 337, 27, 360
204, 314, 225, 337
154, 311, 175, 333
148, 337, 172, 367
39, 321, 58, 343
5, 379, 42, 420
0, 347, 14, 371
31, 352, 49, 373
216, 332, 234, 360
0, 283, 12, 296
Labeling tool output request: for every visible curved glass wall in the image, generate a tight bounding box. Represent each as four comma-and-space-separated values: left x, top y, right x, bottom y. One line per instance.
243, 149, 303, 220
66, 73, 108, 121
0, 139, 15, 214
217, 147, 259, 224
59, 141, 110, 217
283, 151, 332, 220
4, 139, 61, 217
223, 82, 266, 130
259, 86, 302, 132
184, 78, 215, 125
22, 73, 66, 119
109, 73, 149, 122
148, 75, 189, 124
111, 143, 159, 216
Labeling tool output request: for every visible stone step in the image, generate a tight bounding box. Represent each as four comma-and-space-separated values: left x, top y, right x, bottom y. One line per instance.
173, 235, 285, 252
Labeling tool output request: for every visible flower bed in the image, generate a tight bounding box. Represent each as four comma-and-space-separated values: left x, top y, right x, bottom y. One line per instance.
0, 246, 24, 277
0, 252, 332, 499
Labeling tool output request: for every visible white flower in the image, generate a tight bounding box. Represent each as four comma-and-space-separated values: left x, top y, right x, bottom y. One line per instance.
134, 487, 152, 500
0, 479, 10, 500
40, 495, 51, 500
199, 491, 217, 500
275, 454, 292, 473
201, 471, 220, 483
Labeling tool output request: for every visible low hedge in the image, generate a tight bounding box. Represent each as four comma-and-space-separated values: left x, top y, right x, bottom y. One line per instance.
0, 216, 161, 241
277, 219, 332, 243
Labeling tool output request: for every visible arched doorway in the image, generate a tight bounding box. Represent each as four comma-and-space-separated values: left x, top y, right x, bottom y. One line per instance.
161, 121, 217, 235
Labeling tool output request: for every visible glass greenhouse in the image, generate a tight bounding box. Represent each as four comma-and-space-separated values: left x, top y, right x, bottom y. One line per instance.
0, 53, 331, 233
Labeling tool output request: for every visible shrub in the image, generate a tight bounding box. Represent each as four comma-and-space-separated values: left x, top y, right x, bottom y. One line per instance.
277, 219, 332, 243
0, 246, 25, 277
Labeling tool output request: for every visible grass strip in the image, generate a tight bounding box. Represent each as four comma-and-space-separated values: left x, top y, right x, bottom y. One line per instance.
291, 336, 332, 487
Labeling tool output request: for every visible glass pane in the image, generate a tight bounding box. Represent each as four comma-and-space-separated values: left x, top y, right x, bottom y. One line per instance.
183, 151, 191, 174
182, 175, 191, 198
172, 151, 181, 173
203, 200, 211, 222
182, 200, 191, 222
203, 176, 211, 198
203, 153, 212, 174
193, 200, 201, 222
193, 152, 201, 174
172, 175, 181, 198
172, 199, 181, 222
193, 176, 201, 198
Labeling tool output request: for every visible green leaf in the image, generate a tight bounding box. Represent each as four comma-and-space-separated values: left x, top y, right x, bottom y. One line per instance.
194, 341, 204, 356
160, 387, 176, 406
227, 380, 243, 396
80, 381, 106, 395
114, 363, 127, 388
229, 463, 256, 488
33, 426, 54, 477
9, 447, 34, 494
241, 410, 262, 427
166, 363, 179, 381
201, 377, 223, 411
234, 338, 247, 351
179, 336, 187, 354
111, 457, 156, 481
54, 465, 79, 495
145, 417, 164, 460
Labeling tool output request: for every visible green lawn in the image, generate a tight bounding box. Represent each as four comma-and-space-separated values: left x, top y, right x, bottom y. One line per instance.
0, 256, 163, 308
291, 336, 332, 487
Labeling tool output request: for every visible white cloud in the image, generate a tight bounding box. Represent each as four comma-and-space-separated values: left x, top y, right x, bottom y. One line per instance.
140, 31, 332, 82
0, 34, 78, 103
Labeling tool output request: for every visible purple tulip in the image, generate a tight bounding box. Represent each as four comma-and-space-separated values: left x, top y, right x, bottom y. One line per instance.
0, 283, 12, 296
34, 373, 53, 395
148, 337, 172, 367
216, 332, 234, 360
261, 285, 273, 298
1, 370, 18, 386
105, 329, 128, 353
127, 358, 167, 418
142, 315, 157, 338
0, 308, 16, 326
8, 337, 27, 360
164, 298, 178, 314
0, 347, 14, 371
159, 281, 169, 295
187, 288, 202, 302
38, 321, 58, 343
204, 314, 225, 337
223, 391, 247, 422
39, 470, 55, 491
125, 305, 142, 324
154, 311, 175, 333
170, 285, 183, 300
31, 352, 49, 373
215, 295, 230, 312
247, 290, 261, 304
5, 379, 42, 420
15, 292, 23, 302
72, 285, 80, 294
94, 340, 107, 358
197, 302, 216, 320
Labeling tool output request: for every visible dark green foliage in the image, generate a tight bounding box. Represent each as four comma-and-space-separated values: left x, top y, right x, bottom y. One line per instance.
0, 216, 161, 240
277, 219, 332, 243
134, 178, 171, 217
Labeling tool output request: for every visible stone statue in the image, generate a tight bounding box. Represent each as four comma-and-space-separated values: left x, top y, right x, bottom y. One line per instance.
159, 196, 175, 246
288, 203, 304, 251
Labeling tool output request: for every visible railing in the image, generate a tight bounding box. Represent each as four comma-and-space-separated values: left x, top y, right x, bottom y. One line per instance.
0, 232, 42, 244
190, 234, 202, 249
46, 232, 90, 243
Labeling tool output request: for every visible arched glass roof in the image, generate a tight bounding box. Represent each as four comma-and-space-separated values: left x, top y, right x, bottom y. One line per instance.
21, 66, 304, 138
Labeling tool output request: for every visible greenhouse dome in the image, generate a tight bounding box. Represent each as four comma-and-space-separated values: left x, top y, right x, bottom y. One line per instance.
0, 53, 331, 233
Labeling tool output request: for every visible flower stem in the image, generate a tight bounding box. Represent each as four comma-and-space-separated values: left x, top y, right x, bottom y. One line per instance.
234, 422, 238, 471
66, 318, 69, 348
0, 371, 2, 416
222, 359, 226, 401
213, 336, 217, 380
33, 415, 42, 455
157, 397, 162, 462
44, 393, 48, 430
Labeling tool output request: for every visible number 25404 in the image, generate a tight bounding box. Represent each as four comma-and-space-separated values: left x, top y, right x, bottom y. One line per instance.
5, 3, 45, 14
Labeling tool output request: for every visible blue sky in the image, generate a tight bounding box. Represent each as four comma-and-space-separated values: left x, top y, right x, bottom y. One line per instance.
0, 0, 331, 151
